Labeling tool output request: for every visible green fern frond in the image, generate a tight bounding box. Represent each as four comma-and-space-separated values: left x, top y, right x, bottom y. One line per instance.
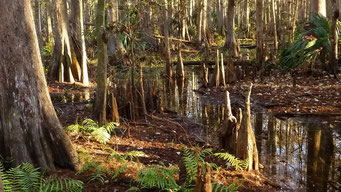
136, 165, 179, 190
212, 180, 239, 192
92, 127, 111, 144
88, 165, 106, 184
126, 186, 141, 191
103, 122, 120, 134
181, 146, 198, 184
112, 164, 128, 181
6, 163, 41, 192
0, 163, 12, 192
76, 162, 99, 175
214, 153, 249, 170
82, 118, 99, 133
125, 151, 145, 162
42, 177, 83, 192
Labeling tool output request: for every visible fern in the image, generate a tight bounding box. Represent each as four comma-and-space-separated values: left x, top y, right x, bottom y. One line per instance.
0, 163, 12, 192
214, 153, 249, 170
6, 163, 41, 192
82, 118, 98, 133
92, 127, 111, 144
103, 122, 120, 134
136, 165, 179, 190
212, 180, 239, 192
0, 162, 83, 192
125, 151, 145, 162
88, 165, 106, 184
42, 177, 83, 192
112, 164, 128, 181
76, 162, 99, 175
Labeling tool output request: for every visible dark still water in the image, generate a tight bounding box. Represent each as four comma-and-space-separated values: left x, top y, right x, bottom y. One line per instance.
158, 66, 341, 191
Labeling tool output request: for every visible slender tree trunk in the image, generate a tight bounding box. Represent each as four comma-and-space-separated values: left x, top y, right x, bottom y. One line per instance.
196, 0, 203, 47
46, 0, 54, 43
224, 0, 239, 57
71, 0, 89, 86
256, 0, 264, 69
164, 0, 174, 78
0, 0, 79, 170
94, 0, 108, 125
329, 0, 339, 76
271, 0, 278, 51
34, 0, 42, 52
217, 0, 224, 35
310, 0, 326, 16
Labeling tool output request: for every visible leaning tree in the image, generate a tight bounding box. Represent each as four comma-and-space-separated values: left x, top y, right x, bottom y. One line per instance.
0, 0, 79, 170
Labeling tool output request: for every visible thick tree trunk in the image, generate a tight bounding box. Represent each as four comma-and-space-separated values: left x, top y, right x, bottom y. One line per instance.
94, 0, 108, 125
236, 83, 259, 171
49, 0, 77, 83
71, 0, 89, 86
0, 0, 79, 170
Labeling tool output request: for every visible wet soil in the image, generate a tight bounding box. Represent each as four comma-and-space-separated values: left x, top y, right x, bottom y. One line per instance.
48, 70, 341, 191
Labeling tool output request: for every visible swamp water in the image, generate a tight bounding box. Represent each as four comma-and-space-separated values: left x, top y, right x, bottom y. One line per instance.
156, 66, 341, 191
53, 66, 341, 191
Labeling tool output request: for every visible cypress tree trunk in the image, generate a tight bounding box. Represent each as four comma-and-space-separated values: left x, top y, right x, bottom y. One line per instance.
0, 0, 79, 170
71, 0, 89, 86
49, 0, 79, 83
94, 0, 108, 125
236, 83, 259, 171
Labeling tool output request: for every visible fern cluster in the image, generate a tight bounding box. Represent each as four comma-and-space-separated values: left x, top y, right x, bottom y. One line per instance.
66, 118, 119, 144
76, 161, 129, 184
214, 153, 249, 170
135, 164, 179, 190
0, 162, 83, 192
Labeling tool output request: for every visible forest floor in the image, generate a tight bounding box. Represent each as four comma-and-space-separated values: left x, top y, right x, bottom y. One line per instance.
48, 69, 341, 191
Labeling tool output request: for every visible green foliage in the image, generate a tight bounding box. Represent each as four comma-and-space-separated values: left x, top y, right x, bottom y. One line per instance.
182, 146, 213, 184
88, 165, 106, 184
214, 153, 249, 170
212, 180, 239, 192
42, 41, 53, 57
76, 162, 99, 175
0, 163, 83, 192
135, 164, 179, 190
279, 14, 331, 70
66, 118, 120, 144
112, 164, 128, 181
125, 151, 146, 162
42, 177, 83, 192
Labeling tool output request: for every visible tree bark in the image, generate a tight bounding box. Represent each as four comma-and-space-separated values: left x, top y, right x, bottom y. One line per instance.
0, 0, 79, 170
71, 0, 89, 86
271, 0, 278, 51
94, 0, 108, 125
224, 0, 240, 57
310, 0, 326, 16
329, 1, 339, 76
164, 0, 174, 78
236, 83, 259, 171
49, 0, 77, 83
256, 0, 264, 69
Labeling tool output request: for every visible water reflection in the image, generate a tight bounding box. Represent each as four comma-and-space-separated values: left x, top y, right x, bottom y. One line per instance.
159, 66, 341, 191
